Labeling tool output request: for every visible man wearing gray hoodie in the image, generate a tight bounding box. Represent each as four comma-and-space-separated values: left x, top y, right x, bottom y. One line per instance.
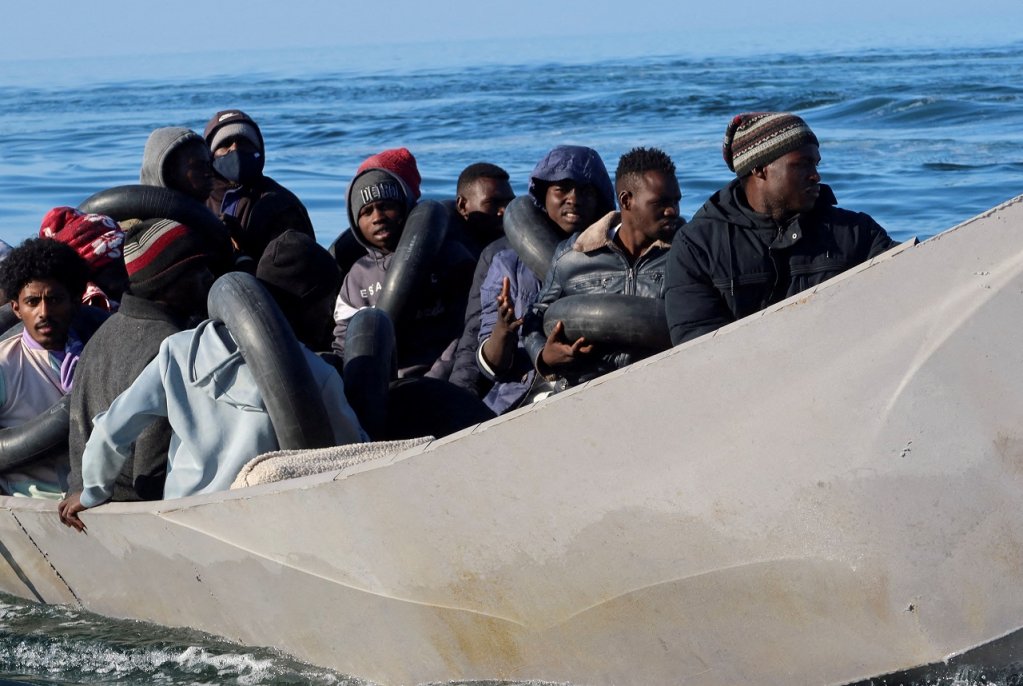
140, 127, 213, 203
137, 127, 235, 274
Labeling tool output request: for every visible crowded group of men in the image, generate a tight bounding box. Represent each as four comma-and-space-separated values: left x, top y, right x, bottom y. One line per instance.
0, 108, 897, 529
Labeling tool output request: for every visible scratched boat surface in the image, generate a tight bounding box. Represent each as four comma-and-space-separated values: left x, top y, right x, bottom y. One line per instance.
3, 196, 1023, 685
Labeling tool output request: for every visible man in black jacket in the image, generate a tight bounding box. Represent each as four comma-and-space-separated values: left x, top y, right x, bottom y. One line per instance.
521, 147, 682, 389
203, 110, 315, 262
664, 112, 897, 346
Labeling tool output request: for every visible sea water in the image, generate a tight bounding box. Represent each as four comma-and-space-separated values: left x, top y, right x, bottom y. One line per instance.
2, 36, 1023, 685
2, 40, 1022, 245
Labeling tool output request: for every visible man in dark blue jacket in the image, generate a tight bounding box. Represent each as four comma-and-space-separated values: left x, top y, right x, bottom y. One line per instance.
664, 112, 897, 345
470, 145, 615, 412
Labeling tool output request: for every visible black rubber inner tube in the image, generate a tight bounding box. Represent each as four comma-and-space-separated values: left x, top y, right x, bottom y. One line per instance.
0, 395, 71, 474
79, 184, 234, 272
503, 195, 564, 281
342, 308, 397, 440
207, 272, 362, 450
543, 294, 672, 351
374, 200, 449, 324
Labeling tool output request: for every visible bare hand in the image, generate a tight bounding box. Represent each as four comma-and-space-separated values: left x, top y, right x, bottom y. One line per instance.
481, 277, 523, 372
57, 492, 88, 533
540, 320, 594, 370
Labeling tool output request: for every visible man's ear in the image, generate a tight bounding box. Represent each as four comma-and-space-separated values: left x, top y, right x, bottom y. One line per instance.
750, 166, 768, 181
455, 194, 469, 219
10, 298, 22, 321
618, 189, 632, 212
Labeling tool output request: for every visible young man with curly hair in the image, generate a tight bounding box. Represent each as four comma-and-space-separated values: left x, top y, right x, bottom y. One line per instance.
0, 237, 102, 497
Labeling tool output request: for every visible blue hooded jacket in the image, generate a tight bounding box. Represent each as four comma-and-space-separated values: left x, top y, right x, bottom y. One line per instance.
475, 145, 615, 414
526, 145, 616, 216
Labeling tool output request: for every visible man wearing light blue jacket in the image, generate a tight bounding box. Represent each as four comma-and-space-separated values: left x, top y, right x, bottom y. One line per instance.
59, 232, 367, 531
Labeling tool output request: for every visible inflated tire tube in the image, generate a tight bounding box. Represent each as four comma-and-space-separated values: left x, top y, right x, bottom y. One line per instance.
374, 200, 448, 324
207, 272, 359, 450
543, 294, 672, 351
79, 184, 222, 232
0, 395, 70, 473
342, 308, 397, 440
503, 195, 563, 281
79, 185, 233, 272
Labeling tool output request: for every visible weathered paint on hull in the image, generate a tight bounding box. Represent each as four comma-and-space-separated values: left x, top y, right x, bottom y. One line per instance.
3, 196, 1023, 685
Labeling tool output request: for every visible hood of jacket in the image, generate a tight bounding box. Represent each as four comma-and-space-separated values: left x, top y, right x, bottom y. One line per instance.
185, 319, 265, 412
696, 178, 840, 230
527, 145, 616, 217
345, 167, 419, 253
140, 127, 207, 188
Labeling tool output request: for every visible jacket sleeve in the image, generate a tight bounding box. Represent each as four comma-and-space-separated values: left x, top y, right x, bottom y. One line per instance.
80, 351, 169, 508
522, 245, 569, 368
863, 214, 899, 258
331, 276, 363, 357
664, 232, 736, 346
448, 248, 496, 393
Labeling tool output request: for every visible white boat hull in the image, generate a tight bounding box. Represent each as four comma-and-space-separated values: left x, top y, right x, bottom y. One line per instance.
4, 196, 1023, 685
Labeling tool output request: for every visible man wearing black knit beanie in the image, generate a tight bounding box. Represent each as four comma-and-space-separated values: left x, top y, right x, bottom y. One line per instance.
663, 112, 898, 345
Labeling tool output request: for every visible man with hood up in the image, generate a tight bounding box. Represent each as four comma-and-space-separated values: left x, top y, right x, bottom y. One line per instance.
331, 148, 475, 379
203, 110, 315, 261
664, 112, 896, 345
469, 145, 615, 414
138, 126, 235, 275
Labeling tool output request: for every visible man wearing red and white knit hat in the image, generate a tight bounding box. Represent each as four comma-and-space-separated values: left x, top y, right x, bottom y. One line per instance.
39, 206, 127, 311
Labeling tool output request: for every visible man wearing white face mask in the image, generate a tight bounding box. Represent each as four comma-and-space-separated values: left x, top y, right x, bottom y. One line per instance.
202, 109, 316, 262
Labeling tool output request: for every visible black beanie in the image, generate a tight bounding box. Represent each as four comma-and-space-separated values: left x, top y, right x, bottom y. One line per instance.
256, 230, 341, 303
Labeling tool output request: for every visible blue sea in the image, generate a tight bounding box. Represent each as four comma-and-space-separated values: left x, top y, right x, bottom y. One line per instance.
2, 35, 1023, 685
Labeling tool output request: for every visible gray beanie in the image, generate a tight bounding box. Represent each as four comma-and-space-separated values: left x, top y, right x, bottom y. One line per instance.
346, 169, 408, 230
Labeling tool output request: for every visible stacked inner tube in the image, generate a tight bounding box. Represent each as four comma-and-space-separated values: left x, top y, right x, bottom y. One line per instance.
207, 272, 362, 450
374, 200, 449, 324
543, 294, 671, 351
342, 308, 397, 440
0, 395, 71, 474
503, 195, 564, 281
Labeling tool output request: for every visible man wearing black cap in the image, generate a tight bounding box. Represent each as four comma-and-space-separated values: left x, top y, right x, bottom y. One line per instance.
664, 112, 898, 346
203, 109, 315, 261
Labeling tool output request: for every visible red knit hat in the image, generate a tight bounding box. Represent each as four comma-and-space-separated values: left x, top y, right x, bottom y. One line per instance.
356, 147, 422, 200
39, 206, 125, 271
